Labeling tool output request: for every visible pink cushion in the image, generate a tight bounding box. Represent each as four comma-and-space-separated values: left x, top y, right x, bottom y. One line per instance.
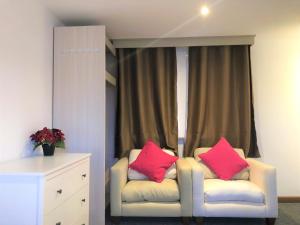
198, 137, 249, 180
129, 140, 178, 183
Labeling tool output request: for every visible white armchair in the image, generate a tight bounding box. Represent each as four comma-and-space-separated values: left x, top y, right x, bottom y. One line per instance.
187, 149, 278, 225
110, 156, 193, 224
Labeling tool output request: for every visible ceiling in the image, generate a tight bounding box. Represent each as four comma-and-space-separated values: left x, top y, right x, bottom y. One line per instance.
42, 0, 300, 39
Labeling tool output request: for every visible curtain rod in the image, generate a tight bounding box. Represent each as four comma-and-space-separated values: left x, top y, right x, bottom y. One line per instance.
112, 35, 255, 49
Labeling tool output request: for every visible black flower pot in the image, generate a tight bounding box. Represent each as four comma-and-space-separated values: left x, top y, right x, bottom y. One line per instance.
42, 144, 55, 156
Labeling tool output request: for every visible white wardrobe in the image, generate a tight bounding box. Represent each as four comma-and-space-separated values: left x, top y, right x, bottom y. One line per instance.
53, 25, 117, 225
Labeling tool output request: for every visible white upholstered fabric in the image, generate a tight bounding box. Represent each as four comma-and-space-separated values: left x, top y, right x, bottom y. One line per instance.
185, 157, 205, 216
128, 149, 177, 180
187, 157, 278, 218
122, 202, 182, 217
247, 158, 278, 218
110, 157, 129, 216
204, 179, 264, 203
122, 179, 179, 203
110, 157, 193, 217
194, 147, 250, 180
203, 202, 266, 218
176, 158, 193, 216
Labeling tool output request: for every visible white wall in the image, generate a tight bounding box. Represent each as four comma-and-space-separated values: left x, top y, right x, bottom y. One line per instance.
251, 23, 300, 196
0, 0, 60, 161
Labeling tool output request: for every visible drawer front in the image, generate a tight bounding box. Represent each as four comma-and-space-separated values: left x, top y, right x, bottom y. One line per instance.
73, 215, 89, 225
44, 186, 89, 225
44, 159, 90, 214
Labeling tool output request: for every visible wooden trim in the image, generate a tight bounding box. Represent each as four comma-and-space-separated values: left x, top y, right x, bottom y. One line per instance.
278, 196, 300, 203
106, 71, 116, 87
106, 37, 116, 56
112, 35, 255, 48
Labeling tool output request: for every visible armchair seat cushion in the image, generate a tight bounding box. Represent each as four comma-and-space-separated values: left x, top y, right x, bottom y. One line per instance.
122, 179, 180, 203
204, 179, 265, 204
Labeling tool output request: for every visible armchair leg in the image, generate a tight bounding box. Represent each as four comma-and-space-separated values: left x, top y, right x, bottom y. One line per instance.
111, 216, 121, 225
181, 217, 190, 225
195, 217, 204, 225
266, 218, 276, 225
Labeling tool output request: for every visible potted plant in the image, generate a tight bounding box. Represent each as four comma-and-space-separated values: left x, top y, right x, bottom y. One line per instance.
30, 127, 65, 156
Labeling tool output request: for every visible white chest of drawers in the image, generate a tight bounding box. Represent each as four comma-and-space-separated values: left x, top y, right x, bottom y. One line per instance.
0, 153, 91, 225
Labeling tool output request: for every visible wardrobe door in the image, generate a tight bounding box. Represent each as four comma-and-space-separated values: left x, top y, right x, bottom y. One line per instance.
53, 26, 106, 225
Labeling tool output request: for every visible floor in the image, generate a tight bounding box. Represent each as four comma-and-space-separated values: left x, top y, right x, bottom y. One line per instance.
106, 203, 300, 225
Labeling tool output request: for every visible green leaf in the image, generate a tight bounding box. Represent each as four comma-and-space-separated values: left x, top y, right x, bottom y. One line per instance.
55, 141, 65, 149
33, 143, 41, 150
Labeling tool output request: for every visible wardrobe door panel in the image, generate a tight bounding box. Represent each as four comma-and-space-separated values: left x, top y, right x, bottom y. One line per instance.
53, 26, 106, 225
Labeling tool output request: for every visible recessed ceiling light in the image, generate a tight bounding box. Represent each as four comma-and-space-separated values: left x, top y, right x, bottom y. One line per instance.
200, 5, 210, 17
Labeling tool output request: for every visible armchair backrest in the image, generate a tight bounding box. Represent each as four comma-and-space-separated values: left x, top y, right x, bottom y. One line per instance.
194, 147, 246, 159
127, 149, 177, 180
193, 147, 250, 180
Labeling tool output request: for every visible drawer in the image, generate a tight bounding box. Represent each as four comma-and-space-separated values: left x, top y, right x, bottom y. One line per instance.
44, 159, 90, 214
73, 215, 89, 225
44, 186, 89, 225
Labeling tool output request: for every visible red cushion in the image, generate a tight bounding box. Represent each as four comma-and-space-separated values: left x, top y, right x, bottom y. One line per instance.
129, 140, 178, 183
198, 137, 249, 180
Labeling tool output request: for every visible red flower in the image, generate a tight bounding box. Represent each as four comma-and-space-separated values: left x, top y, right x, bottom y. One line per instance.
52, 128, 65, 142
30, 127, 65, 150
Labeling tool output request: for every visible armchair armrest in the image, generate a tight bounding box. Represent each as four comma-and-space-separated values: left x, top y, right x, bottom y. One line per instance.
247, 158, 278, 218
176, 158, 192, 216
110, 157, 128, 216
185, 157, 205, 217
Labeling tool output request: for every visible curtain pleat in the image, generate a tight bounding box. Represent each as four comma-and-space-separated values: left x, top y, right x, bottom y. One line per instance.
116, 48, 178, 158
184, 45, 260, 157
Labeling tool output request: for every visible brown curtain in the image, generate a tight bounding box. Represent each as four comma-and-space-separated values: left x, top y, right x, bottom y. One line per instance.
184, 45, 259, 157
116, 47, 178, 158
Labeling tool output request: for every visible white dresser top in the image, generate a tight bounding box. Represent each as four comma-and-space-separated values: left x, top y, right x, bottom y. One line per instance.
0, 153, 91, 177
